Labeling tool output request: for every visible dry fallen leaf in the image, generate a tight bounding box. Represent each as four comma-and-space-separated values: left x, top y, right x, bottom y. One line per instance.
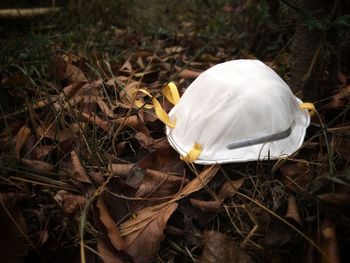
108, 163, 134, 178
115, 115, 149, 135
96, 198, 127, 251
21, 158, 54, 172
120, 203, 178, 263
54, 190, 86, 214
279, 160, 310, 192
97, 238, 126, 263
134, 169, 188, 207
162, 62, 202, 79
113, 166, 218, 262
65, 64, 88, 83
134, 132, 155, 148
70, 150, 91, 184
136, 144, 184, 174
190, 178, 245, 212
320, 218, 340, 263
14, 125, 31, 158
326, 85, 350, 109
200, 231, 255, 263
265, 195, 302, 248
318, 193, 350, 213
36, 123, 76, 142
81, 111, 111, 133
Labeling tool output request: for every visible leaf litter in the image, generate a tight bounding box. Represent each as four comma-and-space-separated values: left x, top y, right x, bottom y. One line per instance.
1, 13, 350, 263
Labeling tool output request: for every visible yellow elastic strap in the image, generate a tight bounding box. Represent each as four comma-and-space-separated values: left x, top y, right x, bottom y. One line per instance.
129, 87, 153, 109
151, 97, 176, 128
136, 88, 176, 128
163, 82, 180, 105
300, 102, 316, 117
180, 143, 203, 163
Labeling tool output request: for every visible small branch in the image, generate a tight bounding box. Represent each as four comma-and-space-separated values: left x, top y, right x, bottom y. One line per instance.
0, 7, 61, 18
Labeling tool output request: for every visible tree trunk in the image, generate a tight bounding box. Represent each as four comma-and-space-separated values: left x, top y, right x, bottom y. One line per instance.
289, 0, 338, 103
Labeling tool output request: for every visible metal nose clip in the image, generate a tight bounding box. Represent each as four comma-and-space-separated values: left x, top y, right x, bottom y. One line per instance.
226, 122, 294, 150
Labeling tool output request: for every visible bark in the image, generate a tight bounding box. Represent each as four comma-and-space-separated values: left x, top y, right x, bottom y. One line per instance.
289, 0, 338, 103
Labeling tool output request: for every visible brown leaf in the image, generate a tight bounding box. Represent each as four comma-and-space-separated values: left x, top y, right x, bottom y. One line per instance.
120, 203, 178, 263
280, 160, 310, 192
59, 82, 86, 100
96, 198, 127, 251
338, 72, 347, 87
318, 193, 350, 212
334, 137, 350, 161
190, 199, 222, 212
327, 85, 350, 109
119, 81, 139, 102
115, 115, 149, 135
36, 123, 76, 142
218, 178, 245, 200
65, 64, 88, 83
200, 231, 255, 263
120, 59, 133, 72
31, 144, 55, 160
190, 178, 245, 212
70, 150, 91, 183
81, 111, 111, 133
108, 163, 134, 178
54, 190, 86, 214
96, 97, 115, 118
162, 63, 202, 79
320, 218, 340, 263
174, 165, 220, 200
14, 125, 31, 158
106, 166, 218, 262
21, 158, 54, 172
284, 195, 301, 224
136, 144, 184, 174
134, 132, 155, 148
97, 238, 126, 263
133, 169, 189, 207
265, 196, 302, 247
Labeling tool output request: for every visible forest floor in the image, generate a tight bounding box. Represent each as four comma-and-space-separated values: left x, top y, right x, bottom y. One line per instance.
0, 1, 350, 263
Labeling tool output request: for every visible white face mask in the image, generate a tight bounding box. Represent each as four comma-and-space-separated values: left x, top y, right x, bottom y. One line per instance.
164, 60, 314, 164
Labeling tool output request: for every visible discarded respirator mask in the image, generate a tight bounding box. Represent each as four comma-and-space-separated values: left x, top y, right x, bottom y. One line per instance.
134, 59, 315, 164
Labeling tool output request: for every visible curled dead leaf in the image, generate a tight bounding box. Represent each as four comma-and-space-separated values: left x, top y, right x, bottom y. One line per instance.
70, 151, 91, 183
14, 126, 31, 158
321, 218, 340, 263
21, 159, 54, 172
190, 178, 245, 213
190, 199, 222, 213
284, 195, 302, 225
